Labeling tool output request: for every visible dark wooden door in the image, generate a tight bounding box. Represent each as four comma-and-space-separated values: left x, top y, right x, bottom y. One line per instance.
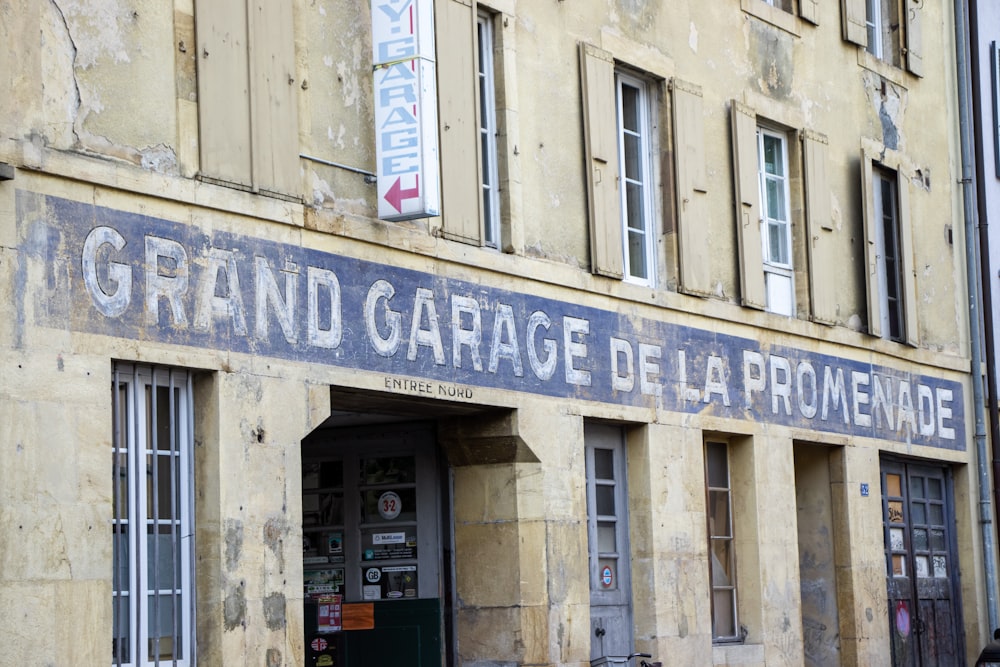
881, 461, 964, 667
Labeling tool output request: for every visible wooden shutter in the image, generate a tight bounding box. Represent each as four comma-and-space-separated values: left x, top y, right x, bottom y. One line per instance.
897, 176, 919, 346
840, 0, 867, 46
672, 79, 712, 297
437, 0, 483, 245
195, 0, 253, 187
801, 131, 836, 325
731, 102, 766, 310
580, 43, 624, 278
860, 151, 882, 338
799, 0, 820, 26
248, 0, 299, 195
904, 0, 923, 77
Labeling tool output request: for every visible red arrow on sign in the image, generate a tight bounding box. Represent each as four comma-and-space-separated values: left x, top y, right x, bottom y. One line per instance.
384, 175, 420, 213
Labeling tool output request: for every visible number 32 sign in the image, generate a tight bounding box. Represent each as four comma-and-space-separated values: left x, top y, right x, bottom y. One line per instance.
378, 491, 402, 520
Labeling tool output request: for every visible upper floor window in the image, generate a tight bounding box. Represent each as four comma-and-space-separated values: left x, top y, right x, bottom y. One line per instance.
861, 153, 918, 345
763, 0, 793, 11
865, 0, 901, 67
580, 43, 661, 286
841, 0, 923, 76
616, 71, 656, 285
758, 128, 794, 316
873, 167, 905, 341
477, 11, 501, 249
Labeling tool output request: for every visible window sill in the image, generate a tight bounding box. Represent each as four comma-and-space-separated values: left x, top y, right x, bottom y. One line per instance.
712, 642, 765, 665
856, 49, 908, 89
740, 0, 800, 37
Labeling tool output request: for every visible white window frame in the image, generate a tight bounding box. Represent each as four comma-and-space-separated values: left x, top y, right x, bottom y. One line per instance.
477, 11, 501, 249
615, 71, 656, 286
113, 363, 195, 667
705, 440, 739, 643
865, 0, 884, 58
757, 128, 794, 317
872, 168, 905, 342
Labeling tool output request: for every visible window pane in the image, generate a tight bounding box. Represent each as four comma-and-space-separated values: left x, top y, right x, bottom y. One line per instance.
623, 134, 641, 181
930, 528, 945, 551
593, 448, 614, 480
361, 456, 416, 485
765, 178, 782, 221
706, 442, 728, 488
628, 228, 648, 279
114, 529, 130, 594
915, 555, 929, 578
892, 554, 906, 576
148, 453, 178, 520
889, 527, 904, 551
927, 478, 943, 500
912, 528, 927, 551
910, 477, 925, 499
113, 593, 131, 663
596, 484, 615, 516
621, 84, 639, 133
768, 220, 788, 264
712, 589, 737, 637
360, 487, 417, 524
710, 539, 734, 585
888, 500, 904, 523
598, 521, 617, 553
708, 490, 731, 538
147, 531, 181, 590
933, 555, 947, 578
910, 503, 926, 524
763, 135, 783, 176
147, 592, 182, 659
626, 182, 644, 230
929, 504, 944, 525
885, 473, 902, 497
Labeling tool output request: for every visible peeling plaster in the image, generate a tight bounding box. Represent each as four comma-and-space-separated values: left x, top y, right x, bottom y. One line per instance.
262, 592, 287, 630
224, 581, 247, 631
689, 22, 698, 52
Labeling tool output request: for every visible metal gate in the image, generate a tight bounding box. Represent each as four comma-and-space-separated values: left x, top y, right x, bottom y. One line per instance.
881, 460, 964, 667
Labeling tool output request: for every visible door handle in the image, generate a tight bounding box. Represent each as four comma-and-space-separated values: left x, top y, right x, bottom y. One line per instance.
595, 627, 606, 637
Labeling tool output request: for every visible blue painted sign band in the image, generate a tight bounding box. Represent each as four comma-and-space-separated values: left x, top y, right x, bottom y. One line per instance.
18, 193, 966, 449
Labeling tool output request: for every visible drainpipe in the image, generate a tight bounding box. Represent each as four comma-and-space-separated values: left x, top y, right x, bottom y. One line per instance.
968, 0, 1000, 568
955, 0, 1000, 631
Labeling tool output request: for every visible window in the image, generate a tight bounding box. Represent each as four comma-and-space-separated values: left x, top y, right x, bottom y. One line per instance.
841, 0, 922, 76
194, 0, 299, 195
873, 168, 904, 341
580, 44, 661, 286
865, 0, 901, 66
763, 0, 793, 11
616, 72, 655, 284
705, 441, 738, 641
477, 11, 501, 248
861, 155, 917, 344
437, 2, 515, 249
757, 129, 794, 315
113, 364, 195, 666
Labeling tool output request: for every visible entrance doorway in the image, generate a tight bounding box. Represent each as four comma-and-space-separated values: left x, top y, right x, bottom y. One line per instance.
585, 422, 634, 660
880, 459, 965, 666
300, 420, 447, 667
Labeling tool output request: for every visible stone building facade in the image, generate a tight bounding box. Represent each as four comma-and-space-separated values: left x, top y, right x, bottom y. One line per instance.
0, 0, 991, 666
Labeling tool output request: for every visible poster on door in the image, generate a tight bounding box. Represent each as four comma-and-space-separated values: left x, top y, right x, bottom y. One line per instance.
362, 565, 418, 600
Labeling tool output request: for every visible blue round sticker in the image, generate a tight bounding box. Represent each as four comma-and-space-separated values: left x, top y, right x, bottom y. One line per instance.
601, 566, 613, 587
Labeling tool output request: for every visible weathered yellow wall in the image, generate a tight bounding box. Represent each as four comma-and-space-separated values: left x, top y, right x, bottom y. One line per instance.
0, 0, 988, 666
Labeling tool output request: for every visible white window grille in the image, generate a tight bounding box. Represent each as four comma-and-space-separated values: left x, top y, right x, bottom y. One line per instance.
113, 363, 195, 667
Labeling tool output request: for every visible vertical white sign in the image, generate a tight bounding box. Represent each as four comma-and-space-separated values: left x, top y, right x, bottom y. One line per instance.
372, 0, 440, 221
